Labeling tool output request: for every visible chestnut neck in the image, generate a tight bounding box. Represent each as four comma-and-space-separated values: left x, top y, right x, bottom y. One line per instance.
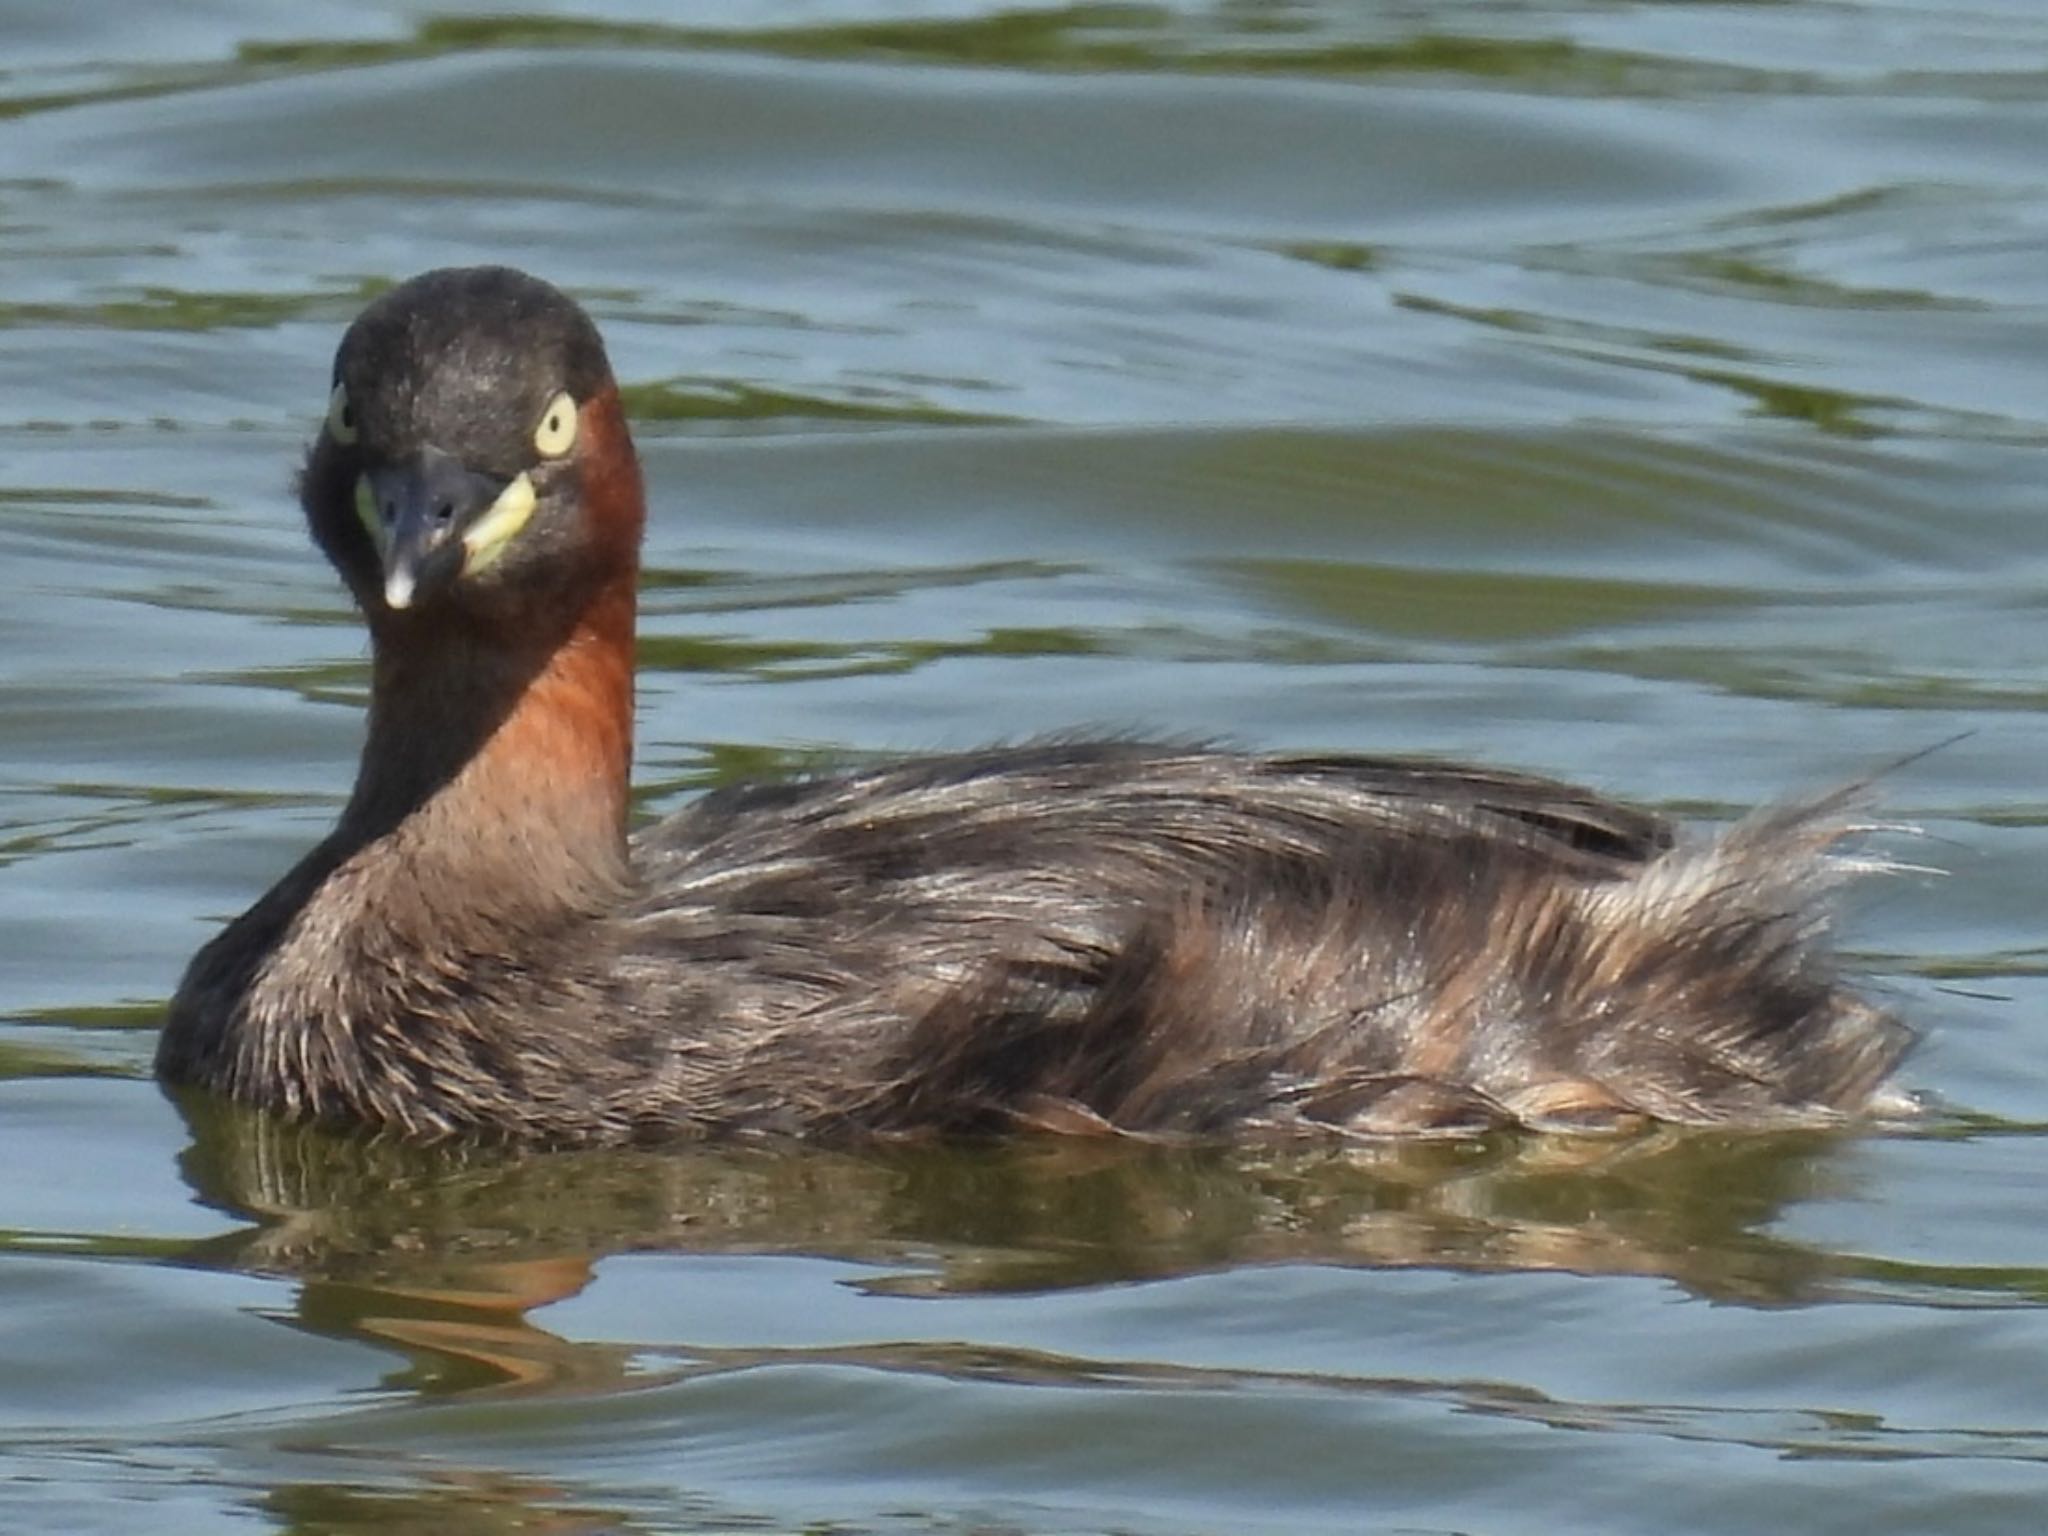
340, 578, 638, 899
332, 391, 646, 922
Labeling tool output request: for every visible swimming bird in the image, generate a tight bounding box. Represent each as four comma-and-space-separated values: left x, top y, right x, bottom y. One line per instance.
158, 266, 1915, 1145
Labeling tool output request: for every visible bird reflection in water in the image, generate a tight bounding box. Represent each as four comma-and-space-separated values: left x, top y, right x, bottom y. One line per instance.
173, 1091, 1874, 1401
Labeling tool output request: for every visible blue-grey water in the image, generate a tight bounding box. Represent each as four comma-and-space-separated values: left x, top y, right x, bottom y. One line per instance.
3, 4, 2047, 1533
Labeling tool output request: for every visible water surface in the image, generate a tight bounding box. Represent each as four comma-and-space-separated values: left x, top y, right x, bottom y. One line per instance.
3, 4, 2046, 1532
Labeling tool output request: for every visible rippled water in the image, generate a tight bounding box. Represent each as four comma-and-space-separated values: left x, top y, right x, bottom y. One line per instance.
4, 3, 2047, 1532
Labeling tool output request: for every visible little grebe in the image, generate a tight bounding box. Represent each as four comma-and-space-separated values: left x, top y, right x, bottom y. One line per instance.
159, 266, 1915, 1144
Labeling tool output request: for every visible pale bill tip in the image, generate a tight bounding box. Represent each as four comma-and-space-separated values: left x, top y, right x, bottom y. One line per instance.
383, 570, 416, 610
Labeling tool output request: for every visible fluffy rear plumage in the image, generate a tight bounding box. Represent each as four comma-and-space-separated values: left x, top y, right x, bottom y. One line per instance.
551, 745, 1913, 1144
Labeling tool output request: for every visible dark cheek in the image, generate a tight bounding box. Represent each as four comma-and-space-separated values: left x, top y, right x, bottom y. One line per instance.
300, 447, 379, 591
532, 465, 587, 547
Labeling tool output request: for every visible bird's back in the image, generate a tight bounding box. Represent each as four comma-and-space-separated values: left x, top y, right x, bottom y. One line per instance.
597, 743, 1911, 1140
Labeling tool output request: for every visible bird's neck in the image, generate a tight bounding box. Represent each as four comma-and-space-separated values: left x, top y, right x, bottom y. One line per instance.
159, 567, 643, 1118
340, 579, 639, 916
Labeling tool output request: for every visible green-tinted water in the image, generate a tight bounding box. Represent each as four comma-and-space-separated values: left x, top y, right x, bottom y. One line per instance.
3, 4, 2046, 1532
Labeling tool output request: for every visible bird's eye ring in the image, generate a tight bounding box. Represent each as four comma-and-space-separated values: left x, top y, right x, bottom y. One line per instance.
326, 383, 358, 445
533, 391, 578, 458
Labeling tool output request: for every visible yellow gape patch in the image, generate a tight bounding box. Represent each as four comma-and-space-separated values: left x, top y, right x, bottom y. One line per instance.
462, 472, 537, 576
353, 476, 383, 550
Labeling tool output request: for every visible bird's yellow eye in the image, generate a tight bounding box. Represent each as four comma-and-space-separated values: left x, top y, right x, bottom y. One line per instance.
533, 390, 578, 458
326, 383, 358, 445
